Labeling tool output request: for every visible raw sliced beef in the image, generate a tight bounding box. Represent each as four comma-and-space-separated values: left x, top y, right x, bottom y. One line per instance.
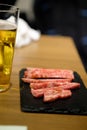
22, 67, 80, 102
44, 87, 72, 102
30, 82, 80, 90
24, 68, 74, 80
31, 88, 44, 98
22, 78, 72, 83
31, 87, 72, 102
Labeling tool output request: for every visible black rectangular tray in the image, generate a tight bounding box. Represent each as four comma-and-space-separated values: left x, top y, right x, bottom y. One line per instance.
19, 69, 87, 115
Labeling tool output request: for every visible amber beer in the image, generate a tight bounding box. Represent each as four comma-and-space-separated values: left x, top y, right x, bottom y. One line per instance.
0, 20, 17, 91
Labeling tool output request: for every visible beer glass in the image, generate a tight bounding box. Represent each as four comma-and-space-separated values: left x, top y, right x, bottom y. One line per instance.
0, 4, 19, 92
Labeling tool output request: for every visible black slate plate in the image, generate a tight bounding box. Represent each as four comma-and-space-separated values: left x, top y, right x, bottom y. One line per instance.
19, 69, 87, 115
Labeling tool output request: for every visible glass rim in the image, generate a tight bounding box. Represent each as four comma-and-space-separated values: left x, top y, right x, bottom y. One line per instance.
0, 3, 19, 12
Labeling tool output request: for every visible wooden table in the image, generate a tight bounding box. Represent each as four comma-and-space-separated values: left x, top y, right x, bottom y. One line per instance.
0, 35, 87, 130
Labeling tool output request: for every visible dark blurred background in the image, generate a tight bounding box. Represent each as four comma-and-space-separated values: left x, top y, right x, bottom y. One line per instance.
1, 0, 87, 71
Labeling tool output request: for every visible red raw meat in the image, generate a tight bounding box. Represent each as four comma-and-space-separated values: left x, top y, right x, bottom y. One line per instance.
22, 67, 80, 102
24, 67, 74, 80
30, 82, 80, 90
30, 87, 72, 102
31, 88, 44, 98
44, 87, 72, 102
22, 78, 72, 83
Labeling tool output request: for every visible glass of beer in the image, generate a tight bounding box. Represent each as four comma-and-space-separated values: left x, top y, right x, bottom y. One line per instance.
0, 4, 19, 92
